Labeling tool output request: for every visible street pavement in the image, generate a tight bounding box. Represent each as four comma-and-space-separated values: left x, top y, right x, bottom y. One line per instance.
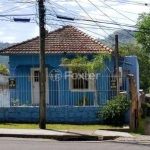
0, 137, 150, 150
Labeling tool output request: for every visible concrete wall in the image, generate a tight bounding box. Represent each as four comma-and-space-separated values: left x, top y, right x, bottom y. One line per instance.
122, 56, 139, 98
0, 106, 101, 124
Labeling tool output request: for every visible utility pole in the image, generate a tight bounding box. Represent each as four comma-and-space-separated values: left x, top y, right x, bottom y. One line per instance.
115, 35, 119, 95
38, 0, 46, 129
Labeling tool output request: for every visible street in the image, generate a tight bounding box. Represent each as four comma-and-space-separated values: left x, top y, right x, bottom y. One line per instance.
0, 138, 150, 150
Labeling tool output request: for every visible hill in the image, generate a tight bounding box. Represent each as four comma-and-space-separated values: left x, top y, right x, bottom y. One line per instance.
97, 29, 136, 48
0, 42, 12, 67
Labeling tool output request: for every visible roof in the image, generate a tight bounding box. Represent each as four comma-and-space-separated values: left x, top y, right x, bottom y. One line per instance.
0, 25, 113, 54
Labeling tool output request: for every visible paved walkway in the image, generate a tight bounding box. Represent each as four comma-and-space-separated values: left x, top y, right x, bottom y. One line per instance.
0, 120, 150, 141
0, 128, 133, 141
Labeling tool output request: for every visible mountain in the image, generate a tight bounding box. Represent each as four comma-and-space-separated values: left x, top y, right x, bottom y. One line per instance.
0, 42, 12, 67
97, 29, 136, 48
0, 42, 11, 50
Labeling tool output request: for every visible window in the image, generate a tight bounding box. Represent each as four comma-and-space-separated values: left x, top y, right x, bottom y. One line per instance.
34, 71, 40, 82
69, 71, 94, 91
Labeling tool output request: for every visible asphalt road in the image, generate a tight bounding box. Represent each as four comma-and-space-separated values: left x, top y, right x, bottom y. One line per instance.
0, 138, 150, 150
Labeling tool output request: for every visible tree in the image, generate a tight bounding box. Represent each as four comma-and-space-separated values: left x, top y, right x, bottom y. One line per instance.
119, 43, 150, 92
0, 64, 9, 75
135, 12, 150, 53
61, 53, 111, 106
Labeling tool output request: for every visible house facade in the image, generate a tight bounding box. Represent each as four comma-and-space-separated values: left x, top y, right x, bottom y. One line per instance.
0, 25, 139, 107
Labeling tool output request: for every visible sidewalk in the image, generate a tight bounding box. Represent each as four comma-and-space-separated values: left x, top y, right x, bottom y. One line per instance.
0, 128, 133, 141
0, 127, 150, 141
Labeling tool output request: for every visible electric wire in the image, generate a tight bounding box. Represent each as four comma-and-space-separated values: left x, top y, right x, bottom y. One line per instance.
74, 0, 115, 41
87, 0, 135, 38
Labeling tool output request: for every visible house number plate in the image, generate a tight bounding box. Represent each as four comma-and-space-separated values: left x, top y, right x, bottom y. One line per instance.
9, 78, 16, 89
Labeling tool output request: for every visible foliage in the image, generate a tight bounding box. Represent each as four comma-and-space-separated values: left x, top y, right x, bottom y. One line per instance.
61, 53, 111, 106
21, 104, 28, 107
119, 43, 150, 92
11, 99, 20, 106
61, 53, 111, 73
76, 96, 90, 106
97, 95, 131, 126
0, 64, 9, 75
141, 102, 150, 119
61, 55, 88, 72
135, 12, 150, 52
133, 119, 146, 135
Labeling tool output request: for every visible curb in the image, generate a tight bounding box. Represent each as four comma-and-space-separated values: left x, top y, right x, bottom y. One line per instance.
0, 134, 117, 141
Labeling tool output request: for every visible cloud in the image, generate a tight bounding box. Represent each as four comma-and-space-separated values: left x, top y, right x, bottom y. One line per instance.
1, 0, 150, 43
0, 36, 16, 43
0, 31, 4, 35
30, 25, 39, 38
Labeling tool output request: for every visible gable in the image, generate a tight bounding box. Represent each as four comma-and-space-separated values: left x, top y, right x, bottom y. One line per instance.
0, 26, 113, 54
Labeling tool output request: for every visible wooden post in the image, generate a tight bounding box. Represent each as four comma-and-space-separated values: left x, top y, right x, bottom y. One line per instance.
39, 0, 46, 129
128, 74, 139, 131
115, 35, 119, 95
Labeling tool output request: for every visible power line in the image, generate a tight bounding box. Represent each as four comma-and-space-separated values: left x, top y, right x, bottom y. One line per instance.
74, 0, 115, 42
0, 2, 35, 14
57, 0, 143, 15
98, 0, 136, 23
46, 1, 107, 50
0, 14, 36, 17
46, 17, 145, 34
106, 0, 150, 6
0, 0, 36, 4
48, 1, 137, 21
87, 0, 135, 38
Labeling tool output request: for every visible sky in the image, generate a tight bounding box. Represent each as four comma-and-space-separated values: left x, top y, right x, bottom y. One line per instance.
0, 0, 150, 43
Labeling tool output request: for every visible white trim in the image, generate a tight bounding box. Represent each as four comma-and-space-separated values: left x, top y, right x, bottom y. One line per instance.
31, 68, 49, 104
69, 70, 95, 92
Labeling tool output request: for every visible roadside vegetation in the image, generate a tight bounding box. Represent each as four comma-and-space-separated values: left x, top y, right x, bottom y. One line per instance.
97, 94, 131, 126
0, 124, 123, 130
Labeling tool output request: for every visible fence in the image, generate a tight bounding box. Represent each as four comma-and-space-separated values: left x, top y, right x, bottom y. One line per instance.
0, 73, 129, 107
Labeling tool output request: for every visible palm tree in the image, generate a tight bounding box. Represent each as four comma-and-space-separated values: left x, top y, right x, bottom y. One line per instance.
61, 53, 111, 106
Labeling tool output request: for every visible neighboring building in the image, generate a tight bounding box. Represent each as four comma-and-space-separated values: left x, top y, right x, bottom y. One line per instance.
0, 72, 9, 107
0, 25, 139, 106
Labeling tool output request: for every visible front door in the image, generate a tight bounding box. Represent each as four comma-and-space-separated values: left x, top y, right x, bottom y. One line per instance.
31, 68, 49, 105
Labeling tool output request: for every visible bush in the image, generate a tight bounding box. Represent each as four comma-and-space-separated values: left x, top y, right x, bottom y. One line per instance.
133, 119, 146, 134
97, 94, 131, 126
141, 102, 150, 118
0, 64, 9, 75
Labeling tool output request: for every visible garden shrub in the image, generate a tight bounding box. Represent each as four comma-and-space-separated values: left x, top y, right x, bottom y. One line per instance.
97, 94, 131, 126
133, 118, 146, 134
141, 102, 150, 118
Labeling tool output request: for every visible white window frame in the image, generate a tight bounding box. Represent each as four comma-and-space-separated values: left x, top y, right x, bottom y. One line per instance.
69, 70, 95, 92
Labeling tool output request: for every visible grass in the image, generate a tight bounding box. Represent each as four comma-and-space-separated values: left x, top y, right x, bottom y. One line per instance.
131, 118, 146, 135
0, 123, 123, 130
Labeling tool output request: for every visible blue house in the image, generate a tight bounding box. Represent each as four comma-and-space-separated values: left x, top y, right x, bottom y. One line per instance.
0, 25, 139, 107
